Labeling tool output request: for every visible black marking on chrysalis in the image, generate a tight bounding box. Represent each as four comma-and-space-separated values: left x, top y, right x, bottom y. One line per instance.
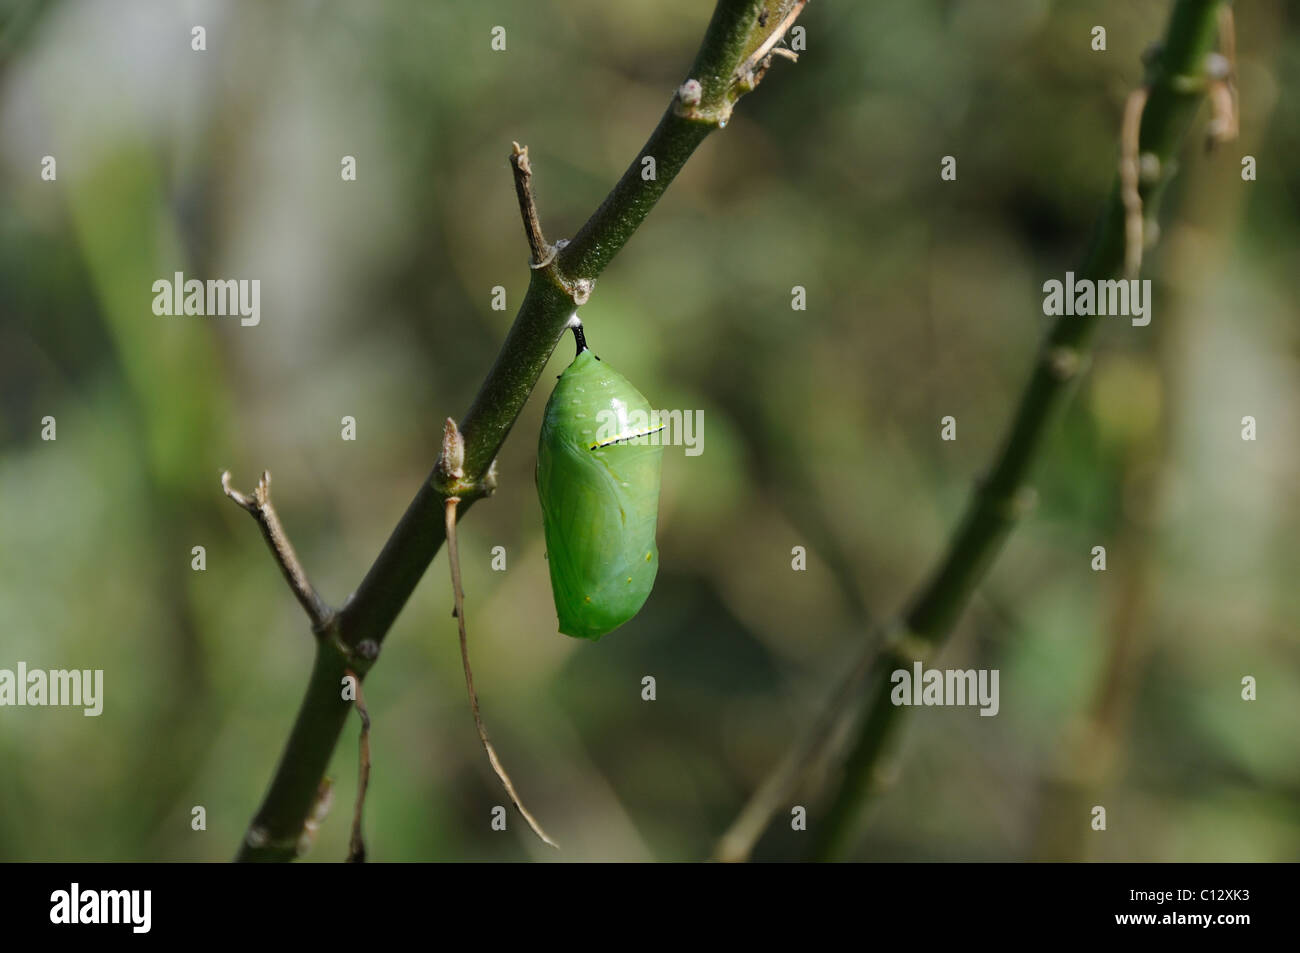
589, 423, 667, 451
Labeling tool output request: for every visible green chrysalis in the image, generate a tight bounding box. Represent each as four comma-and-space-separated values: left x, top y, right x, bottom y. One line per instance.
537, 324, 664, 640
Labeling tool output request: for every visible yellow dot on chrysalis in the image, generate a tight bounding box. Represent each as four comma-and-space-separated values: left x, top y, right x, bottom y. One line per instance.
584, 596, 592, 603
645, 552, 652, 561
626, 576, 632, 583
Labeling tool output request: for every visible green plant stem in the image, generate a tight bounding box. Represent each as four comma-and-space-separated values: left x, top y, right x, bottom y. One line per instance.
235, 0, 806, 862
717, 0, 1226, 864
234, 639, 354, 861
812, 0, 1223, 861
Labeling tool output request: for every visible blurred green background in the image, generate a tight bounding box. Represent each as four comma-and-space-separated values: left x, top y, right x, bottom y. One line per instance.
1, 0, 1297, 862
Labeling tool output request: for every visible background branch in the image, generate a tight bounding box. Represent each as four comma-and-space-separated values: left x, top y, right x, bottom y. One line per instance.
234, 0, 808, 862
716, 0, 1228, 863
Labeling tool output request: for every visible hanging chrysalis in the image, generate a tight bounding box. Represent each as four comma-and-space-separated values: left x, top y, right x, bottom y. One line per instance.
537, 322, 664, 640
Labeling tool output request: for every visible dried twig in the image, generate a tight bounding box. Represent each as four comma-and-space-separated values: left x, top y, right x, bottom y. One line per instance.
732, 0, 808, 88
444, 496, 558, 849
345, 670, 371, 863
510, 142, 556, 268
221, 470, 333, 632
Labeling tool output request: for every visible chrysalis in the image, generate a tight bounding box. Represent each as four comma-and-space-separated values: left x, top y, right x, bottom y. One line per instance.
536, 324, 664, 640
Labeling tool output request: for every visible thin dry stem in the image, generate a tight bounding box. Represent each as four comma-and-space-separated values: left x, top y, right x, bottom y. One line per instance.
511, 142, 554, 268
443, 497, 559, 849
345, 670, 371, 863
733, 0, 808, 87
221, 470, 333, 632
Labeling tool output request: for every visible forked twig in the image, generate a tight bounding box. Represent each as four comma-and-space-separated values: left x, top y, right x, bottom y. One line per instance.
732, 0, 808, 88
